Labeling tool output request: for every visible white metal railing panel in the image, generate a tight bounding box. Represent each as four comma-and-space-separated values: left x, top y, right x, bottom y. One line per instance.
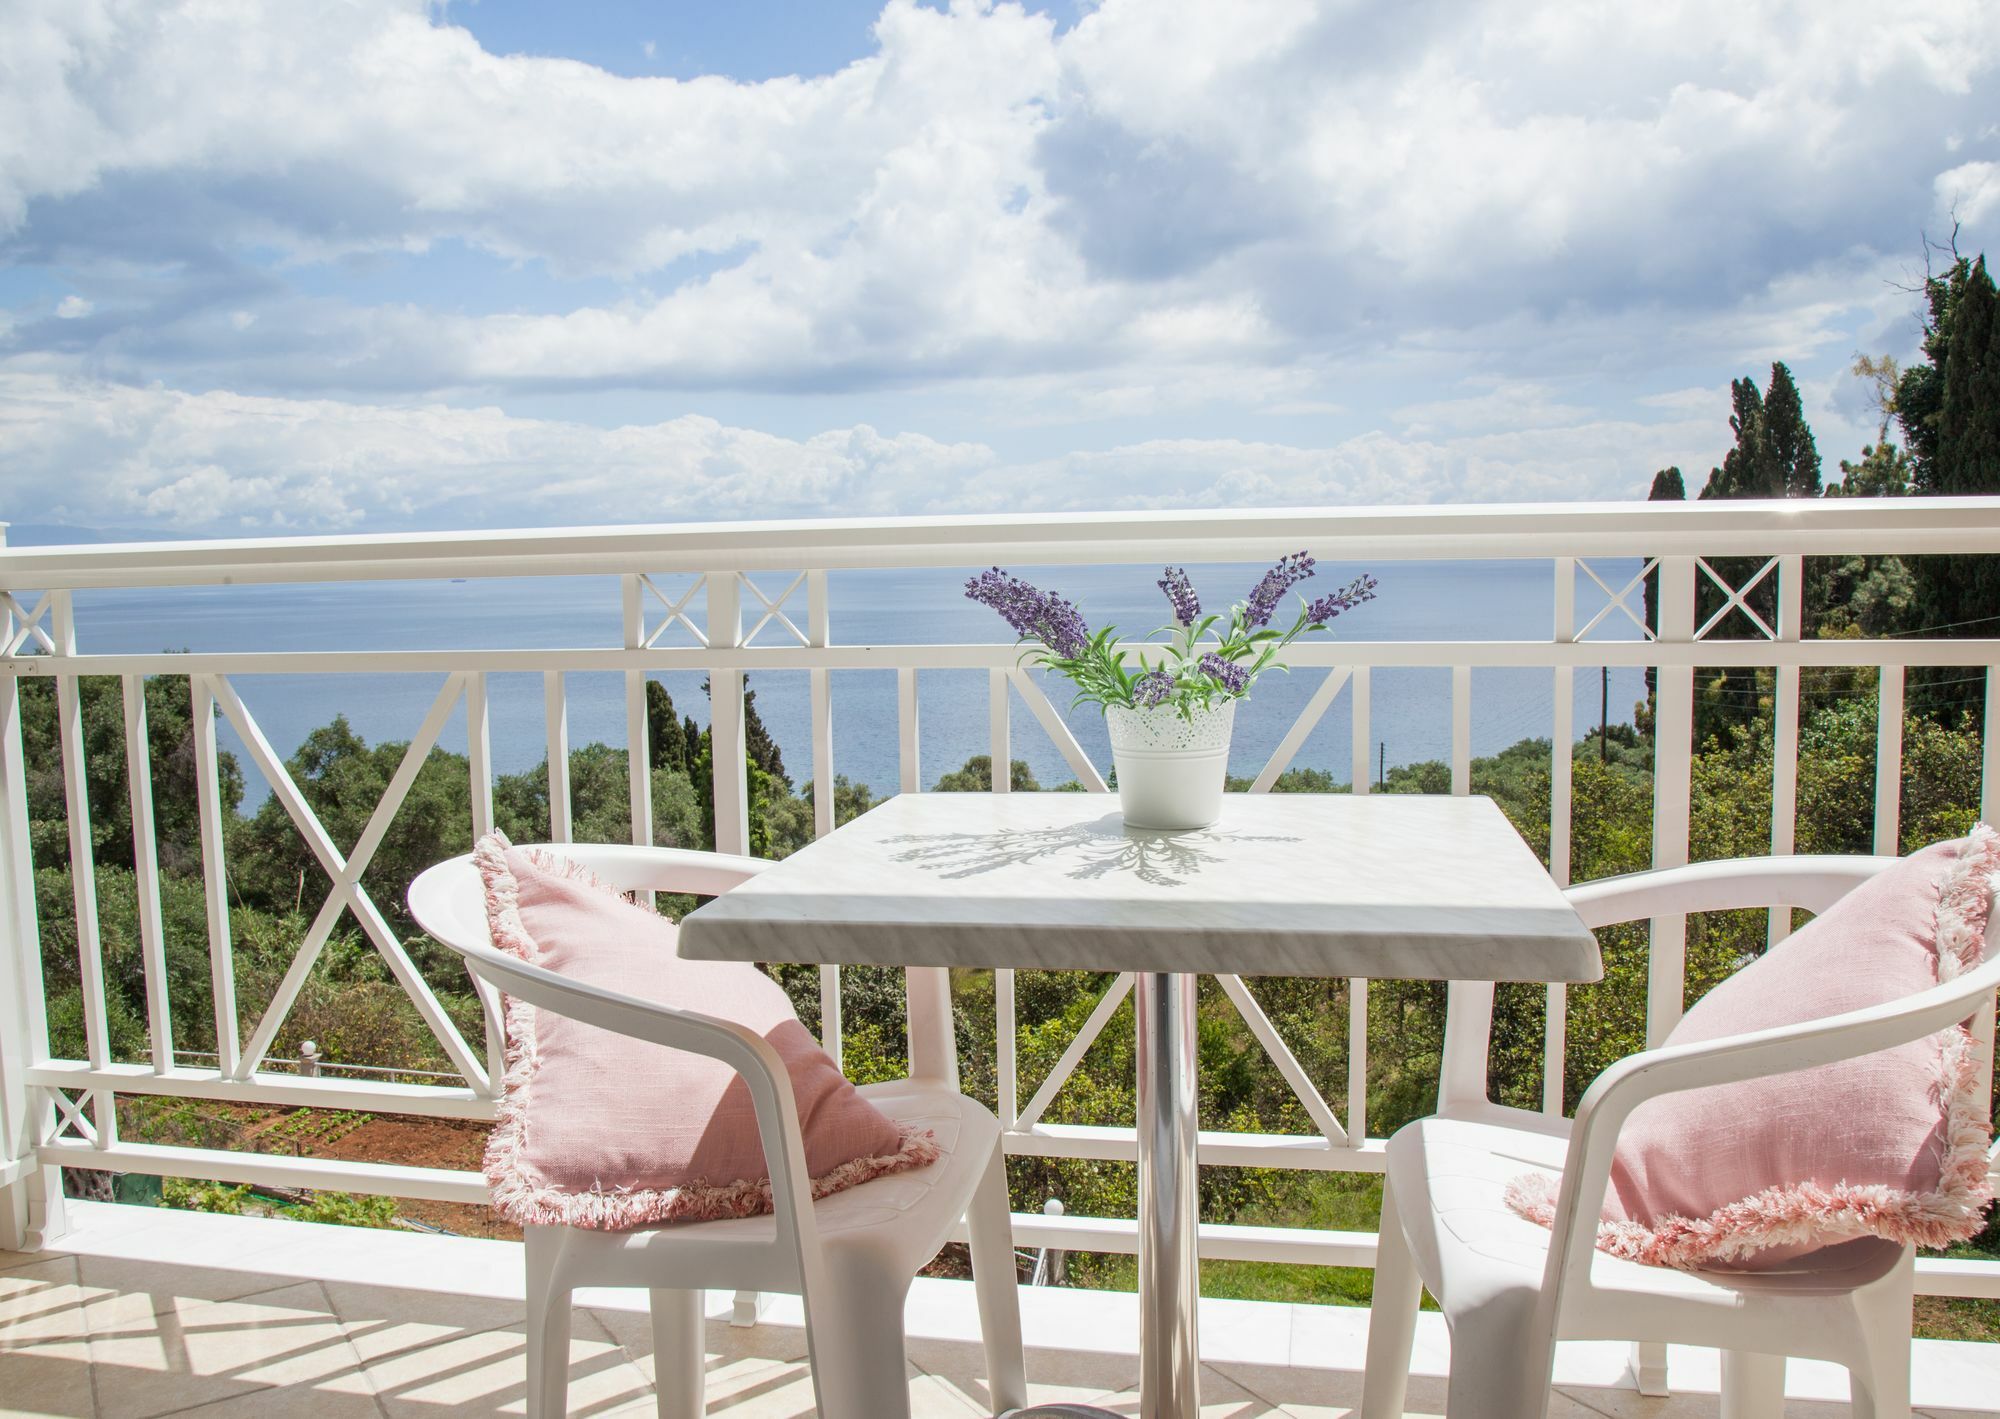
1, 500, 1996, 1303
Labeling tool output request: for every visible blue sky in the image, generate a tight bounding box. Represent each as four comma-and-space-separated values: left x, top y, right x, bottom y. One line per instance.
1, 0, 1996, 536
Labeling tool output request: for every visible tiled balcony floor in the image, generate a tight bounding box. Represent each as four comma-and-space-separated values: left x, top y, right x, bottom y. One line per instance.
1, 1202, 1996, 1418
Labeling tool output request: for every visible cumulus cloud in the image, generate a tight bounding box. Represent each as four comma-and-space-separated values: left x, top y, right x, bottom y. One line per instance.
1, 0, 1993, 400
0, 371, 1716, 535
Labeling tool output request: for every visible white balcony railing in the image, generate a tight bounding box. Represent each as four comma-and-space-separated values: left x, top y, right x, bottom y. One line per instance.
1, 499, 1997, 1302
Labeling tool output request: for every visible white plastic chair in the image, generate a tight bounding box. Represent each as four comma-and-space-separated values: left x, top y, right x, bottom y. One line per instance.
1360, 854, 2000, 1419
409, 843, 1028, 1419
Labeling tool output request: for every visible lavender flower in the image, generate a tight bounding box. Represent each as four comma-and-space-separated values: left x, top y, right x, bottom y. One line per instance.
965, 567, 1091, 659
1198, 652, 1250, 694
1305, 573, 1380, 625
1132, 669, 1176, 707
1244, 551, 1316, 628
1157, 566, 1200, 627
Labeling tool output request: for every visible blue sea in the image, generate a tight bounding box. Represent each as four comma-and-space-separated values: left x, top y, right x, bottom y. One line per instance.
65, 560, 1647, 802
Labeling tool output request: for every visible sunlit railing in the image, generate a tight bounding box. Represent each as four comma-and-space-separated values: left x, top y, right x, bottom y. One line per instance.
1, 499, 1997, 1302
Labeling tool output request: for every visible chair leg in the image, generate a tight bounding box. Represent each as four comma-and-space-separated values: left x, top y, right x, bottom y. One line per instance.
1846, 1254, 1915, 1419
650, 1288, 706, 1419
1359, 1184, 1421, 1419
1719, 1350, 1784, 1419
966, 1142, 1028, 1415
803, 1271, 914, 1419
524, 1228, 575, 1419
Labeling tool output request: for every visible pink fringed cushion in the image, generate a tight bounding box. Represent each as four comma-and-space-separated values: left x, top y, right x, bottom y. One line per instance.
474, 832, 936, 1229
1510, 826, 2000, 1270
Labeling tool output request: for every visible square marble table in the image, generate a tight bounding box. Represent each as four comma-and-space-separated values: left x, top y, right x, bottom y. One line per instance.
679, 792, 1602, 1419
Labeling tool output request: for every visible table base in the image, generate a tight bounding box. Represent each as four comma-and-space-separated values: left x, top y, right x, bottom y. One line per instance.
1135, 970, 1201, 1419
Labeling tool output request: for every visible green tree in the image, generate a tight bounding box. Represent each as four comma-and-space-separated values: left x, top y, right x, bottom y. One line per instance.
1702, 364, 1821, 501
1894, 250, 2000, 720
644, 680, 689, 776
16, 673, 243, 877
803, 774, 879, 828
230, 715, 471, 940
933, 756, 1041, 792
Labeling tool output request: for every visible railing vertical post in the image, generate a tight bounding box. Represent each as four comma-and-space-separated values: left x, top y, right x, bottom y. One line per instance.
465, 672, 505, 1086
52, 593, 116, 1147
989, 668, 1010, 794
1985, 665, 1999, 827
1450, 666, 1471, 795
0, 548, 67, 1247
543, 671, 571, 843
1769, 556, 1803, 946
1635, 553, 1696, 1400
808, 572, 835, 840
122, 675, 174, 1073
1874, 665, 1905, 857
710, 567, 755, 1333
807, 571, 839, 1062
898, 668, 921, 794
466, 672, 494, 841
1546, 559, 1574, 1115
191, 676, 239, 1076
1349, 666, 1371, 795
708, 573, 749, 856
1647, 556, 1696, 1043
622, 576, 654, 853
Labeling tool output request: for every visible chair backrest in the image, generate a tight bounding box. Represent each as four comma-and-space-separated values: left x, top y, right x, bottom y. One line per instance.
407, 847, 830, 1279
1437, 855, 1896, 1113
408, 840, 961, 1089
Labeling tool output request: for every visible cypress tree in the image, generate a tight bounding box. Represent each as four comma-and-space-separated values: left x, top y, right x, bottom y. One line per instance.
644, 680, 688, 775
1693, 365, 1820, 736
1642, 467, 1685, 705
1909, 256, 2000, 719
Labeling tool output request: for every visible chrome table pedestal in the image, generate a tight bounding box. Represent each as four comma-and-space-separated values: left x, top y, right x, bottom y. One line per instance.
1012, 971, 1200, 1419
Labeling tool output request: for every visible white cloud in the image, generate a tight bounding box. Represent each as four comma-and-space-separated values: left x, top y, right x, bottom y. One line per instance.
0, 0, 1992, 402
1937, 160, 2000, 226
54, 295, 91, 319
0, 370, 1715, 534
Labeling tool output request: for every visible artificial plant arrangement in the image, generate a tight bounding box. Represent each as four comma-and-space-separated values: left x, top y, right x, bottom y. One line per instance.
964, 552, 1378, 718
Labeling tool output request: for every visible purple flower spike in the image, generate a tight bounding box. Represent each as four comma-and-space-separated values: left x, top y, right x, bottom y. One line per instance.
965, 567, 1091, 659
1132, 669, 1176, 707
1198, 652, 1250, 694
1305, 573, 1380, 625
1244, 551, 1316, 628
1157, 566, 1200, 627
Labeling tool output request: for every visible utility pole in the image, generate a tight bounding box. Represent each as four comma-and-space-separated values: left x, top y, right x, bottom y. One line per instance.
1599, 667, 1609, 764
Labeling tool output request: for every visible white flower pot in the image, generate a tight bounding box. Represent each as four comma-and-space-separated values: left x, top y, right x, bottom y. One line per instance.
1104, 700, 1236, 831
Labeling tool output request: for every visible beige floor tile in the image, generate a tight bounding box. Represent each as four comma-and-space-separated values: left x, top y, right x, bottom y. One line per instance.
87, 1279, 372, 1419
908, 1330, 1127, 1414
356, 1306, 652, 1418
148, 1383, 387, 1417
1062, 1364, 1285, 1416
587, 1300, 811, 1385
0, 1338, 97, 1418
1214, 1360, 1608, 1418
0, 1245, 76, 1276
679, 1356, 976, 1419
76, 1254, 295, 1322
0, 1257, 90, 1350
322, 1280, 538, 1366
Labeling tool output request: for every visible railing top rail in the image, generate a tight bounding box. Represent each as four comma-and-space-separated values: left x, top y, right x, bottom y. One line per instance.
3, 497, 1999, 590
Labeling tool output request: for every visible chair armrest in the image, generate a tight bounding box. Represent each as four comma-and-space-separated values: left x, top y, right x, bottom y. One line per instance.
513, 842, 774, 898
1540, 949, 2000, 1303
1565, 855, 1889, 929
